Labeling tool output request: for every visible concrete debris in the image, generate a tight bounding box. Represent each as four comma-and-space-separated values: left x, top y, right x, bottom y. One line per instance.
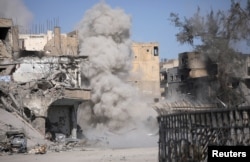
0, 70, 90, 152
48, 138, 81, 152
0, 57, 91, 154
55, 133, 66, 143
0, 55, 90, 136
0, 17, 94, 156
0, 56, 91, 154
28, 144, 47, 154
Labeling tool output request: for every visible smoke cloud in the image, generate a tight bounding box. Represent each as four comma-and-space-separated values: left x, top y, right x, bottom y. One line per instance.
0, 0, 33, 28
77, 2, 158, 147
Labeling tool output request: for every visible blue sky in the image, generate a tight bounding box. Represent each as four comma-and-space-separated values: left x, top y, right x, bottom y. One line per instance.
21, 0, 247, 59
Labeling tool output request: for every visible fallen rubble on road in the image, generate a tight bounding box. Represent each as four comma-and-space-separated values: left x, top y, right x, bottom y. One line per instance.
28, 144, 47, 154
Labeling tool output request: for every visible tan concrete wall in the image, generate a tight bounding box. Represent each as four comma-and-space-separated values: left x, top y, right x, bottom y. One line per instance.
11, 26, 19, 52
0, 18, 19, 58
19, 34, 48, 51
20, 27, 78, 56
54, 27, 61, 53
161, 59, 179, 70
130, 42, 160, 98
44, 32, 78, 56
64, 89, 91, 100
179, 52, 208, 78
23, 96, 53, 116
0, 40, 10, 58
179, 52, 206, 69
189, 69, 208, 78
0, 18, 13, 27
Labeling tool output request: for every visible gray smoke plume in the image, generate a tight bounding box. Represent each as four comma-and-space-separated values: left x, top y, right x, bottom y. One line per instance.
0, 0, 33, 28
77, 2, 158, 147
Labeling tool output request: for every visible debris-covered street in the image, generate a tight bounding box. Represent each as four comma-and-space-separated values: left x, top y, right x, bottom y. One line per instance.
0, 147, 158, 162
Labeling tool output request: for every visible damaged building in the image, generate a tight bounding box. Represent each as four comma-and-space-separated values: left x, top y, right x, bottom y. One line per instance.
158, 51, 250, 162
19, 26, 78, 56
0, 18, 19, 81
19, 26, 161, 100
160, 51, 250, 106
160, 59, 179, 98
0, 18, 91, 143
160, 52, 218, 102
1, 18, 161, 144
129, 42, 161, 99
10, 56, 91, 138
177, 52, 218, 100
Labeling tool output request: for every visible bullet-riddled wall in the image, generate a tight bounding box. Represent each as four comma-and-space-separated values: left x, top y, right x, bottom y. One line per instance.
130, 42, 160, 98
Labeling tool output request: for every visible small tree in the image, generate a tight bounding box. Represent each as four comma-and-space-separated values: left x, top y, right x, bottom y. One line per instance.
170, 1, 250, 107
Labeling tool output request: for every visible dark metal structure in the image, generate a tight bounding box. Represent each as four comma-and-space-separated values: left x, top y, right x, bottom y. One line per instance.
158, 106, 250, 162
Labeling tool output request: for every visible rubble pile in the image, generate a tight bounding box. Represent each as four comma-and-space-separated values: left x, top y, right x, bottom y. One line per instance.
0, 108, 48, 155
0, 78, 64, 122
0, 17, 93, 156
0, 58, 90, 154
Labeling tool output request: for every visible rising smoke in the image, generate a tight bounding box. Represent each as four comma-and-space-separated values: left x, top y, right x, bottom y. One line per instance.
77, 2, 158, 147
0, 0, 33, 28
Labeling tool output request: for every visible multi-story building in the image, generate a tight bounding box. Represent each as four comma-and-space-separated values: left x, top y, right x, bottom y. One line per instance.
161, 52, 218, 100
1, 21, 163, 139
160, 59, 179, 97
19, 27, 78, 56
0, 21, 90, 140
129, 42, 161, 99
19, 30, 161, 100
161, 51, 250, 108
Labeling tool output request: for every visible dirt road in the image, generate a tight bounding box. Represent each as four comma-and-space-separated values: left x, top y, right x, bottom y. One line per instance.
0, 147, 158, 162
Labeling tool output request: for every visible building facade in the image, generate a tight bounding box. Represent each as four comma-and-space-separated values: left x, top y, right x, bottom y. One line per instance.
161, 51, 250, 108
0, 20, 90, 140
160, 59, 179, 97
19, 27, 78, 56
130, 42, 161, 99
1, 21, 162, 139
19, 29, 161, 100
